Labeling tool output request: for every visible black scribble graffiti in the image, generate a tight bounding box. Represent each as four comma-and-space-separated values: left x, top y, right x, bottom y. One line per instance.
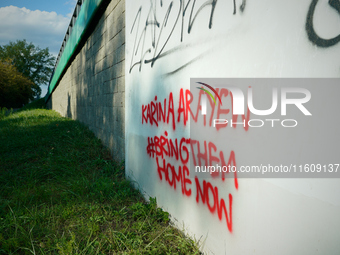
187, 0, 217, 33
306, 0, 340, 47
232, 0, 246, 14
129, 1, 178, 72
145, 2, 181, 68
148, 1, 160, 49
162, 50, 209, 77
240, 0, 246, 12
129, 0, 247, 73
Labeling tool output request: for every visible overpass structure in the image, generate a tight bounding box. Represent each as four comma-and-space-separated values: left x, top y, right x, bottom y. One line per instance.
46, 0, 340, 254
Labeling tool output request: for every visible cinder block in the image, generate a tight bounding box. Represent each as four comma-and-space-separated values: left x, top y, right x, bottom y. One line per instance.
117, 76, 125, 92
117, 29, 125, 48
116, 13, 125, 33
114, 92, 124, 107
121, 60, 125, 76
116, 44, 125, 63
116, 105, 123, 123
109, 66, 117, 80
105, 1, 115, 18
110, 79, 118, 94
107, 14, 119, 41
114, 0, 125, 18
106, 52, 115, 67
114, 61, 124, 78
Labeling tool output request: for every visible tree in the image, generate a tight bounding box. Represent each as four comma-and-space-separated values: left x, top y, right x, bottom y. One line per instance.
0, 39, 56, 98
0, 60, 38, 108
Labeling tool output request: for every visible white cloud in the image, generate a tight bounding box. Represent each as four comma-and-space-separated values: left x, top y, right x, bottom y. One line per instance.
65, 0, 78, 18
0, 6, 70, 57
65, 0, 78, 6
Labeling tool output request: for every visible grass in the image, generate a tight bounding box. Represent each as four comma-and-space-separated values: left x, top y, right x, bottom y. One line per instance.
0, 98, 46, 120
0, 103, 201, 254
20, 98, 46, 111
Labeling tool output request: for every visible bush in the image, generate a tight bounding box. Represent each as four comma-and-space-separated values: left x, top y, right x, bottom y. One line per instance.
0, 60, 38, 108
0, 107, 13, 120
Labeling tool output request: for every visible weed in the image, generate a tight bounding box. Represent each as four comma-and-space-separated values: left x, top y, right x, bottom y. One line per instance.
0, 107, 13, 120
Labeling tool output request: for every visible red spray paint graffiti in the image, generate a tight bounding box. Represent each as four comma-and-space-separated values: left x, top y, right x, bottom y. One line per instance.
195, 177, 233, 232
142, 87, 247, 232
142, 88, 250, 131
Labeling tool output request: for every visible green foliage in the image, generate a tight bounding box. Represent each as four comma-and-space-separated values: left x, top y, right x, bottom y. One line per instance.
0, 107, 13, 120
0, 40, 55, 101
0, 39, 55, 86
0, 108, 201, 254
0, 107, 6, 119
0, 60, 38, 108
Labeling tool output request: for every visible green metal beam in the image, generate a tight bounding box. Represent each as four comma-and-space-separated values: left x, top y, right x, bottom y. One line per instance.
45, 0, 103, 101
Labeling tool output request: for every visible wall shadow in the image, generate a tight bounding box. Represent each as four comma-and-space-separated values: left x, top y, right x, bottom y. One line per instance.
48, 0, 126, 162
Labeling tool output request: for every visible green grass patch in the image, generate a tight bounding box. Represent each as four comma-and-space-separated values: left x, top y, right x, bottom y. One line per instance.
20, 98, 46, 111
0, 108, 201, 254
0, 98, 45, 121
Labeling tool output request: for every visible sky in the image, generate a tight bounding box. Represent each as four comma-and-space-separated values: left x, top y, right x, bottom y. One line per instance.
0, 0, 78, 96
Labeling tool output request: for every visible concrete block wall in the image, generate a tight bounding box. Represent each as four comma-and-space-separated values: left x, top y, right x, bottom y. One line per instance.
47, 0, 125, 161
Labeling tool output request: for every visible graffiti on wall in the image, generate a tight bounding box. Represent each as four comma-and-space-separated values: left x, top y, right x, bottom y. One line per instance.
131, 0, 340, 236
129, 0, 340, 75
306, 0, 340, 47
129, 0, 247, 73
141, 88, 248, 232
